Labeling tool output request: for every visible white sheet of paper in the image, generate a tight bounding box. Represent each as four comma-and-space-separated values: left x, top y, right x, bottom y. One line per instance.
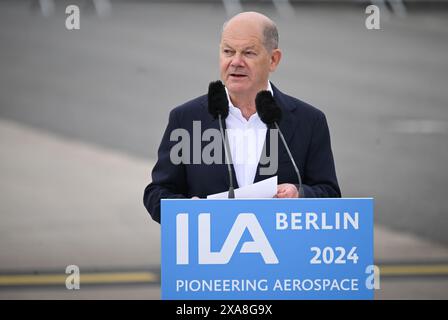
206, 176, 278, 199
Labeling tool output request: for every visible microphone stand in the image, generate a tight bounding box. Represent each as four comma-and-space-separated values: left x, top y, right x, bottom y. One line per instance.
218, 114, 235, 199
274, 122, 304, 198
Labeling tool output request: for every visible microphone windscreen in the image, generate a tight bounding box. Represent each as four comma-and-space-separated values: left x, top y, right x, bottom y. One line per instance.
255, 90, 282, 125
208, 80, 229, 119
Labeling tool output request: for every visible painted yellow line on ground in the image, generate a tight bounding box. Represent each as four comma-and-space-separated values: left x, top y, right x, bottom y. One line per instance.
0, 272, 158, 286
380, 264, 448, 276
1, 265, 448, 286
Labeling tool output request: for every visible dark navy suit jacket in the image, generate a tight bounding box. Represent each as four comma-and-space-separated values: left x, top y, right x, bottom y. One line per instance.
143, 84, 341, 223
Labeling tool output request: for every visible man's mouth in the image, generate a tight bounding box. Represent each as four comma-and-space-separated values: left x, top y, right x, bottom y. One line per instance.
229, 73, 247, 78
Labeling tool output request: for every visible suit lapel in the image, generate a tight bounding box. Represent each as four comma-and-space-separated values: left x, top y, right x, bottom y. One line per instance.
273, 85, 296, 145
221, 117, 239, 189
254, 84, 297, 183
201, 101, 239, 190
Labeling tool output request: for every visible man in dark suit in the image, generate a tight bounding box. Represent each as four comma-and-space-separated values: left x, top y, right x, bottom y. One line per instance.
143, 12, 340, 223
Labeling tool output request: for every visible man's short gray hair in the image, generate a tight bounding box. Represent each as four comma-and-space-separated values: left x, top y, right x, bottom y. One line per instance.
262, 22, 279, 52
222, 20, 279, 52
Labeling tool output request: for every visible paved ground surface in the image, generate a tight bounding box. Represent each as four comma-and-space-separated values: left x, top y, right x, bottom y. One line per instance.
1, 118, 447, 299
0, 1, 447, 299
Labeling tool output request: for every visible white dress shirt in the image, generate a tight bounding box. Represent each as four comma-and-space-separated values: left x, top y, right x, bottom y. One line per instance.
224, 82, 274, 188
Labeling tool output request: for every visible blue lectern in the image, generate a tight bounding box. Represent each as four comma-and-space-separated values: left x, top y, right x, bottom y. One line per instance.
161, 198, 374, 300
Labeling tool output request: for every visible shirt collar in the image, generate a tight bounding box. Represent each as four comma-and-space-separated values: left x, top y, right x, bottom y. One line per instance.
225, 81, 274, 110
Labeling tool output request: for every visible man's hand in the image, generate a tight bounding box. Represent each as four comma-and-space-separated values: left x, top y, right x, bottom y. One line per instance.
275, 183, 299, 198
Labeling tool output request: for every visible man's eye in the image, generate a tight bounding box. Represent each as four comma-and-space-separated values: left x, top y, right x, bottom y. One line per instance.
223, 49, 233, 55
245, 51, 256, 56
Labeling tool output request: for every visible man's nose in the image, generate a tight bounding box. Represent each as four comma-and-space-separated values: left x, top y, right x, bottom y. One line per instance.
230, 53, 244, 68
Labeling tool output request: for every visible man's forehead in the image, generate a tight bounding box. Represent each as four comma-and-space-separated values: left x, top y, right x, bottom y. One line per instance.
220, 38, 260, 49
220, 28, 264, 47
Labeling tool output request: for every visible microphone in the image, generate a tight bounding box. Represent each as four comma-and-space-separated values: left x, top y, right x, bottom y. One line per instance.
207, 80, 235, 199
255, 90, 304, 198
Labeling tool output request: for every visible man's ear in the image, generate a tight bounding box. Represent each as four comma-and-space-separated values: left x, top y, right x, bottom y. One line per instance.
269, 49, 282, 72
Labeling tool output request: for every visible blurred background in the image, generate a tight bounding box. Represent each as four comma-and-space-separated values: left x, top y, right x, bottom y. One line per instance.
0, 0, 447, 299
